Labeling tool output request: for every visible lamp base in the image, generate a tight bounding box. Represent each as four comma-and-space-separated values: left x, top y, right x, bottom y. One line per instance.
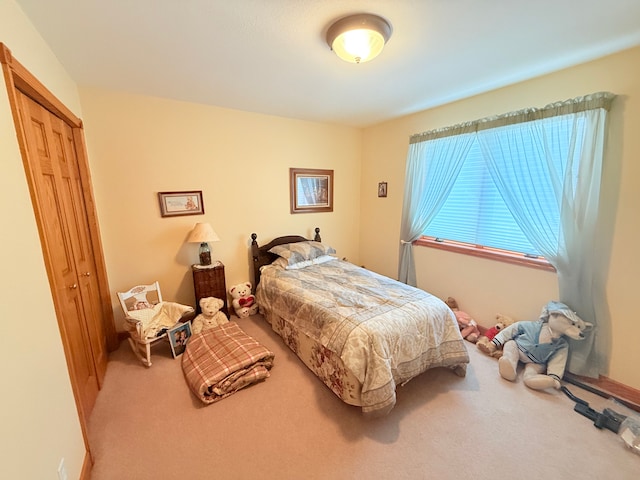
199, 242, 212, 266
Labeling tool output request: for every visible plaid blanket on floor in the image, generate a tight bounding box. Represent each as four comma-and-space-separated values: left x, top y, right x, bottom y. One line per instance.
182, 322, 275, 404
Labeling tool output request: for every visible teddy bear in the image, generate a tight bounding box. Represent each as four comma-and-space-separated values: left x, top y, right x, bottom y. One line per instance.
476, 313, 516, 358
445, 297, 480, 343
229, 282, 259, 318
191, 297, 228, 334
478, 301, 593, 391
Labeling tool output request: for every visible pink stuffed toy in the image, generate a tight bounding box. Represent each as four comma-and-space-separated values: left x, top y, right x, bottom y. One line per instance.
446, 297, 480, 343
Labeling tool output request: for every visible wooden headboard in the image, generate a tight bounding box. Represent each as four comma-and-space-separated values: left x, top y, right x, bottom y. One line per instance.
250, 227, 321, 291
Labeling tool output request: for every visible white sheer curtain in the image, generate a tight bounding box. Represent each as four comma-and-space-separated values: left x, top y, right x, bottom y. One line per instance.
477, 102, 611, 377
556, 108, 610, 376
398, 130, 475, 285
475, 117, 568, 262
401, 92, 614, 377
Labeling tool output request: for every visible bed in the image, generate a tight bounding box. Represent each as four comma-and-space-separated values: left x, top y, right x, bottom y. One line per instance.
251, 229, 469, 416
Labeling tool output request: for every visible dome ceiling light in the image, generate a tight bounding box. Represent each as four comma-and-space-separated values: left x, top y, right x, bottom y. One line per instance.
326, 13, 393, 64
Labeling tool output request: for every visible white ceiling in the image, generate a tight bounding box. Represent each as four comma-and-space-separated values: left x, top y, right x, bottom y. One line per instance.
14, 0, 640, 127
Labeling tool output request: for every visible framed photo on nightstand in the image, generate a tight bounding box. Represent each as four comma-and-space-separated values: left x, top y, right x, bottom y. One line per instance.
168, 321, 192, 358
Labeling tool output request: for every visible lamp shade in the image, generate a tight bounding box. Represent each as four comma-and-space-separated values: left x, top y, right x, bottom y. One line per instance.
187, 223, 220, 244
326, 14, 392, 64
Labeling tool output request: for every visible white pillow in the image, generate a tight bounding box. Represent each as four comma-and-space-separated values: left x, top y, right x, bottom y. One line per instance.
286, 254, 336, 270
270, 257, 289, 270
268, 241, 336, 266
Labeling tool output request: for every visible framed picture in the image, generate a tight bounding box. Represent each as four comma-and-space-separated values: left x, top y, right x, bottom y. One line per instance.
378, 182, 388, 198
158, 191, 204, 217
290, 168, 334, 214
168, 321, 192, 358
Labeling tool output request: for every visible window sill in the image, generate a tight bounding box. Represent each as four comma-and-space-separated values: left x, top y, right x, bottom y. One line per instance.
414, 237, 556, 272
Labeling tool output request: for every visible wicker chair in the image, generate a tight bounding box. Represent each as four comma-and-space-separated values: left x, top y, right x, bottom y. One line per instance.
117, 281, 194, 367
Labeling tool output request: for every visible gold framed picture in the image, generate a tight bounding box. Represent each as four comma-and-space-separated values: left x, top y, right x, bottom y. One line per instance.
290, 168, 333, 214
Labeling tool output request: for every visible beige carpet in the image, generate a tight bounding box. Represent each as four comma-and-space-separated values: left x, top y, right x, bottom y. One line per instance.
88, 314, 639, 479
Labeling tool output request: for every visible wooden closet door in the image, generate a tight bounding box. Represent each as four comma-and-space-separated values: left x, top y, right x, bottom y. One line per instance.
17, 91, 105, 418
53, 112, 108, 382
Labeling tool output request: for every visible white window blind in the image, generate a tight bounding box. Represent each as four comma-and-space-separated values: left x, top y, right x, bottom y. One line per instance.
424, 116, 584, 257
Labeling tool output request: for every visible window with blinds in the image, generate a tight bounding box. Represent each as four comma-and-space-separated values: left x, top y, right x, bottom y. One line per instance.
423, 116, 584, 257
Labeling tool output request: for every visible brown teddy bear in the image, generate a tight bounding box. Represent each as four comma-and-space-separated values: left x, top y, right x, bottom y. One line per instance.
445, 297, 480, 343
191, 297, 228, 334
476, 313, 515, 358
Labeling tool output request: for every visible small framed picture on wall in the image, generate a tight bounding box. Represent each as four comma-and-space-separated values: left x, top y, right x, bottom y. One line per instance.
378, 182, 388, 198
158, 191, 204, 217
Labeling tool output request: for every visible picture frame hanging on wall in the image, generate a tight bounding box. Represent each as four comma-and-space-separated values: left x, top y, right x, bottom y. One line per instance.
290, 168, 334, 214
158, 191, 204, 217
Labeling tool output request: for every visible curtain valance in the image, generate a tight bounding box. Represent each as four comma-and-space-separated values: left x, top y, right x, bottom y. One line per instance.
409, 92, 615, 144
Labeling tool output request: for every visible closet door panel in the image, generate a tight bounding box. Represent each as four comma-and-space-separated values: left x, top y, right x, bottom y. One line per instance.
17, 91, 100, 419
54, 118, 107, 382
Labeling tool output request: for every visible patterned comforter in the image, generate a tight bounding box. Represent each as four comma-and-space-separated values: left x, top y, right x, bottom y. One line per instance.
182, 322, 275, 404
256, 259, 469, 415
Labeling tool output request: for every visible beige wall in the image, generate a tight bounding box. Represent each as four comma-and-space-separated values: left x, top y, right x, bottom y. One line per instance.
2, 5, 639, 479
0, 1, 86, 478
78, 89, 362, 330
360, 46, 640, 391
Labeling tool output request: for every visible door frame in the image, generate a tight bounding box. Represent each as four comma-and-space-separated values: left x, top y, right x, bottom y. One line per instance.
0, 43, 117, 476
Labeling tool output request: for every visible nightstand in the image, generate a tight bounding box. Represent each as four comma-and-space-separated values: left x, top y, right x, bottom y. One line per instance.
192, 262, 229, 318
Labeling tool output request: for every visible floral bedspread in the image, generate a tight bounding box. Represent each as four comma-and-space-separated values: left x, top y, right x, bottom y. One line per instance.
256, 259, 469, 415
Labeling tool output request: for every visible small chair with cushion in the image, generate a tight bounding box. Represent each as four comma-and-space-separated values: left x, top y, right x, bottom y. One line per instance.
117, 281, 194, 367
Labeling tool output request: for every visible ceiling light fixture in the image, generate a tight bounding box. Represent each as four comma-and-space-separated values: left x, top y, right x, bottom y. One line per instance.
326, 13, 392, 64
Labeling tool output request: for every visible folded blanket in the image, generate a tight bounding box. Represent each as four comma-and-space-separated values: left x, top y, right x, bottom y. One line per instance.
182, 322, 275, 404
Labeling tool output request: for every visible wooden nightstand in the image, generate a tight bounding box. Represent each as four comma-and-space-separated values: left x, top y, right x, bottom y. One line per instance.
192, 262, 229, 318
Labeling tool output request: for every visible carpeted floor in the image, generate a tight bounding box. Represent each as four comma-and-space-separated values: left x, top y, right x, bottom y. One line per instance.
88, 314, 639, 479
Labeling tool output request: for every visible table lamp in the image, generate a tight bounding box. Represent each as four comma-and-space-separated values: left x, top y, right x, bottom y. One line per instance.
187, 222, 220, 266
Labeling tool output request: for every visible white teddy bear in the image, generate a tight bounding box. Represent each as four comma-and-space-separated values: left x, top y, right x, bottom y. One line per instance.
229, 282, 259, 318
191, 297, 228, 334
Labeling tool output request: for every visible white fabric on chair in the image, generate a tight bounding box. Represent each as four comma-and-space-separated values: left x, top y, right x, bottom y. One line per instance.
125, 301, 195, 339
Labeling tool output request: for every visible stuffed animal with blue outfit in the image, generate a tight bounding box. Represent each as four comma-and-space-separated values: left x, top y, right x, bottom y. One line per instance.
478, 301, 593, 390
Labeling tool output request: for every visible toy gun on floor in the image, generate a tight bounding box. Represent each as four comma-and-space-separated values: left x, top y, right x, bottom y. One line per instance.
560, 385, 627, 433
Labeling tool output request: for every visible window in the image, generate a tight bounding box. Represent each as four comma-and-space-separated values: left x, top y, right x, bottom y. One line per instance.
425, 136, 540, 255
400, 92, 614, 377
418, 114, 585, 268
